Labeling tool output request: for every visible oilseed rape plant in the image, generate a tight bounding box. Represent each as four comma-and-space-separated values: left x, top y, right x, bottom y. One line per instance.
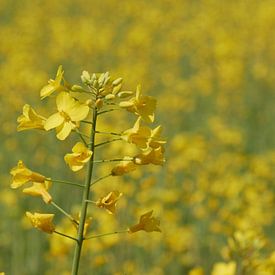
10, 66, 165, 275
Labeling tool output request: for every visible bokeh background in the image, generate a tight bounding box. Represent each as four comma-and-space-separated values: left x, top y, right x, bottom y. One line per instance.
1, 0, 275, 274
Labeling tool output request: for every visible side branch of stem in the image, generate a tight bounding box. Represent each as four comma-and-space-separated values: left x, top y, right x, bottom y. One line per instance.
85, 230, 129, 240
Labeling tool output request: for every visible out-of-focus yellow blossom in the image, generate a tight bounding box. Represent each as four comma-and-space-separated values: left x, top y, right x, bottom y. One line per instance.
44, 92, 89, 140
134, 146, 165, 165
122, 117, 166, 150
0, 272, 5, 275
22, 181, 52, 204
40, 65, 65, 99
122, 117, 151, 149
111, 159, 137, 176
26, 212, 55, 234
64, 142, 92, 172
96, 191, 123, 214
149, 125, 166, 149
119, 85, 156, 123
129, 210, 161, 233
211, 261, 236, 275
17, 104, 46, 131
10, 160, 46, 188
189, 267, 204, 275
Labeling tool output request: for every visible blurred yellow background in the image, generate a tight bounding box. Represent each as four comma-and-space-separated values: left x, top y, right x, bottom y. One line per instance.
1, 0, 275, 274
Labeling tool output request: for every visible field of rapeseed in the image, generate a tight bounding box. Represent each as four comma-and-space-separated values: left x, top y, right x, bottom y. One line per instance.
1, 1, 275, 274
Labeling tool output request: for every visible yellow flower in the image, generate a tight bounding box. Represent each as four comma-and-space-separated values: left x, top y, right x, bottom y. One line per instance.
10, 160, 46, 188
122, 117, 166, 150
122, 117, 151, 149
10, 161, 51, 203
134, 146, 165, 165
26, 212, 55, 234
40, 65, 64, 99
111, 159, 137, 176
17, 104, 46, 131
44, 92, 89, 140
211, 262, 236, 275
64, 142, 92, 171
23, 181, 52, 204
149, 125, 166, 149
189, 267, 204, 275
96, 191, 123, 214
119, 85, 156, 123
129, 210, 161, 233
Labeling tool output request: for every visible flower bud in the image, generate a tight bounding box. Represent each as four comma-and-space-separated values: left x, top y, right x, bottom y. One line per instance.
81, 71, 92, 84
95, 99, 104, 109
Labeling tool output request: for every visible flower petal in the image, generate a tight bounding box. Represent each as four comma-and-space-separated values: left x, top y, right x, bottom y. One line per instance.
56, 121, 73, 140
44, 113, 64, 130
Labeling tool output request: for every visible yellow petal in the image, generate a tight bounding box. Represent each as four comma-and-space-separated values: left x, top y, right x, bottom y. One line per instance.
56, 121, 73, 140
56, 92, 75, 112
44, 113, 64, 130
68, 104, 89, 121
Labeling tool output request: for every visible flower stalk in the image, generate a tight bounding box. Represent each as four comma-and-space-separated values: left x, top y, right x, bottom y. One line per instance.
71, 91, 98, 275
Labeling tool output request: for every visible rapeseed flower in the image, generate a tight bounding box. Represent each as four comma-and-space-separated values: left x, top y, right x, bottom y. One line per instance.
134, 146, 165, 165
119, 85, 156, 123
10, 161, 51, 203
40, 65, 65, 99
23, 181, 52, 204
122, 117, 151, 149
10, 160, 46, 188
64, 142, 92, 171
211, 261, 236, 275
44, 92, 89, 140
26, 212, 55, 234
111, 160, 137, 176
129, 210, 161, 233
17, 104, 46, 131
96, 191, 123, 214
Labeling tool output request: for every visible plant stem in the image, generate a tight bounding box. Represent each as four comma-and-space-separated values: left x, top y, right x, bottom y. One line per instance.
90, 174, 111, 187
81, 120, 94, 125
85, 200, 97, 204
95, 130, 121, 136
71, 94, 98, 275
85, 230, 129, 240
54, 230, 78, 242
94, 138, 122, 148
75, 129, 88, 146
97, 108, 119, 115
51, 201, 78, 225
49, 178, 84, 188
93, 158, 133, 163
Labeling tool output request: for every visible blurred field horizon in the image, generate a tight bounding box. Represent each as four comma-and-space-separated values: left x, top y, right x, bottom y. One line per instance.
1, 0, 275, 274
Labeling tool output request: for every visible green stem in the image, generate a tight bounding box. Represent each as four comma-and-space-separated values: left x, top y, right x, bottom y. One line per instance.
74, 129, 90, 139
54, 230, 78, 242
93, 158, 133, 163
94, 138, 122, 148
51, 201, 78, 225
90, 174, 111, 187
97, 108, 119, 115
49, 178, 84, 188
81, 120, 94, 125
75, 129, 88, 146
95, 130, 121, 136
85, 230, 129, 240
85, 200, 97, 204
71, 95, 98, 275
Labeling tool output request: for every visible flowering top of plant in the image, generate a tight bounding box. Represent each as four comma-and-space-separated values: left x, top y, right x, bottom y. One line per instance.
11, 66, 165, 275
